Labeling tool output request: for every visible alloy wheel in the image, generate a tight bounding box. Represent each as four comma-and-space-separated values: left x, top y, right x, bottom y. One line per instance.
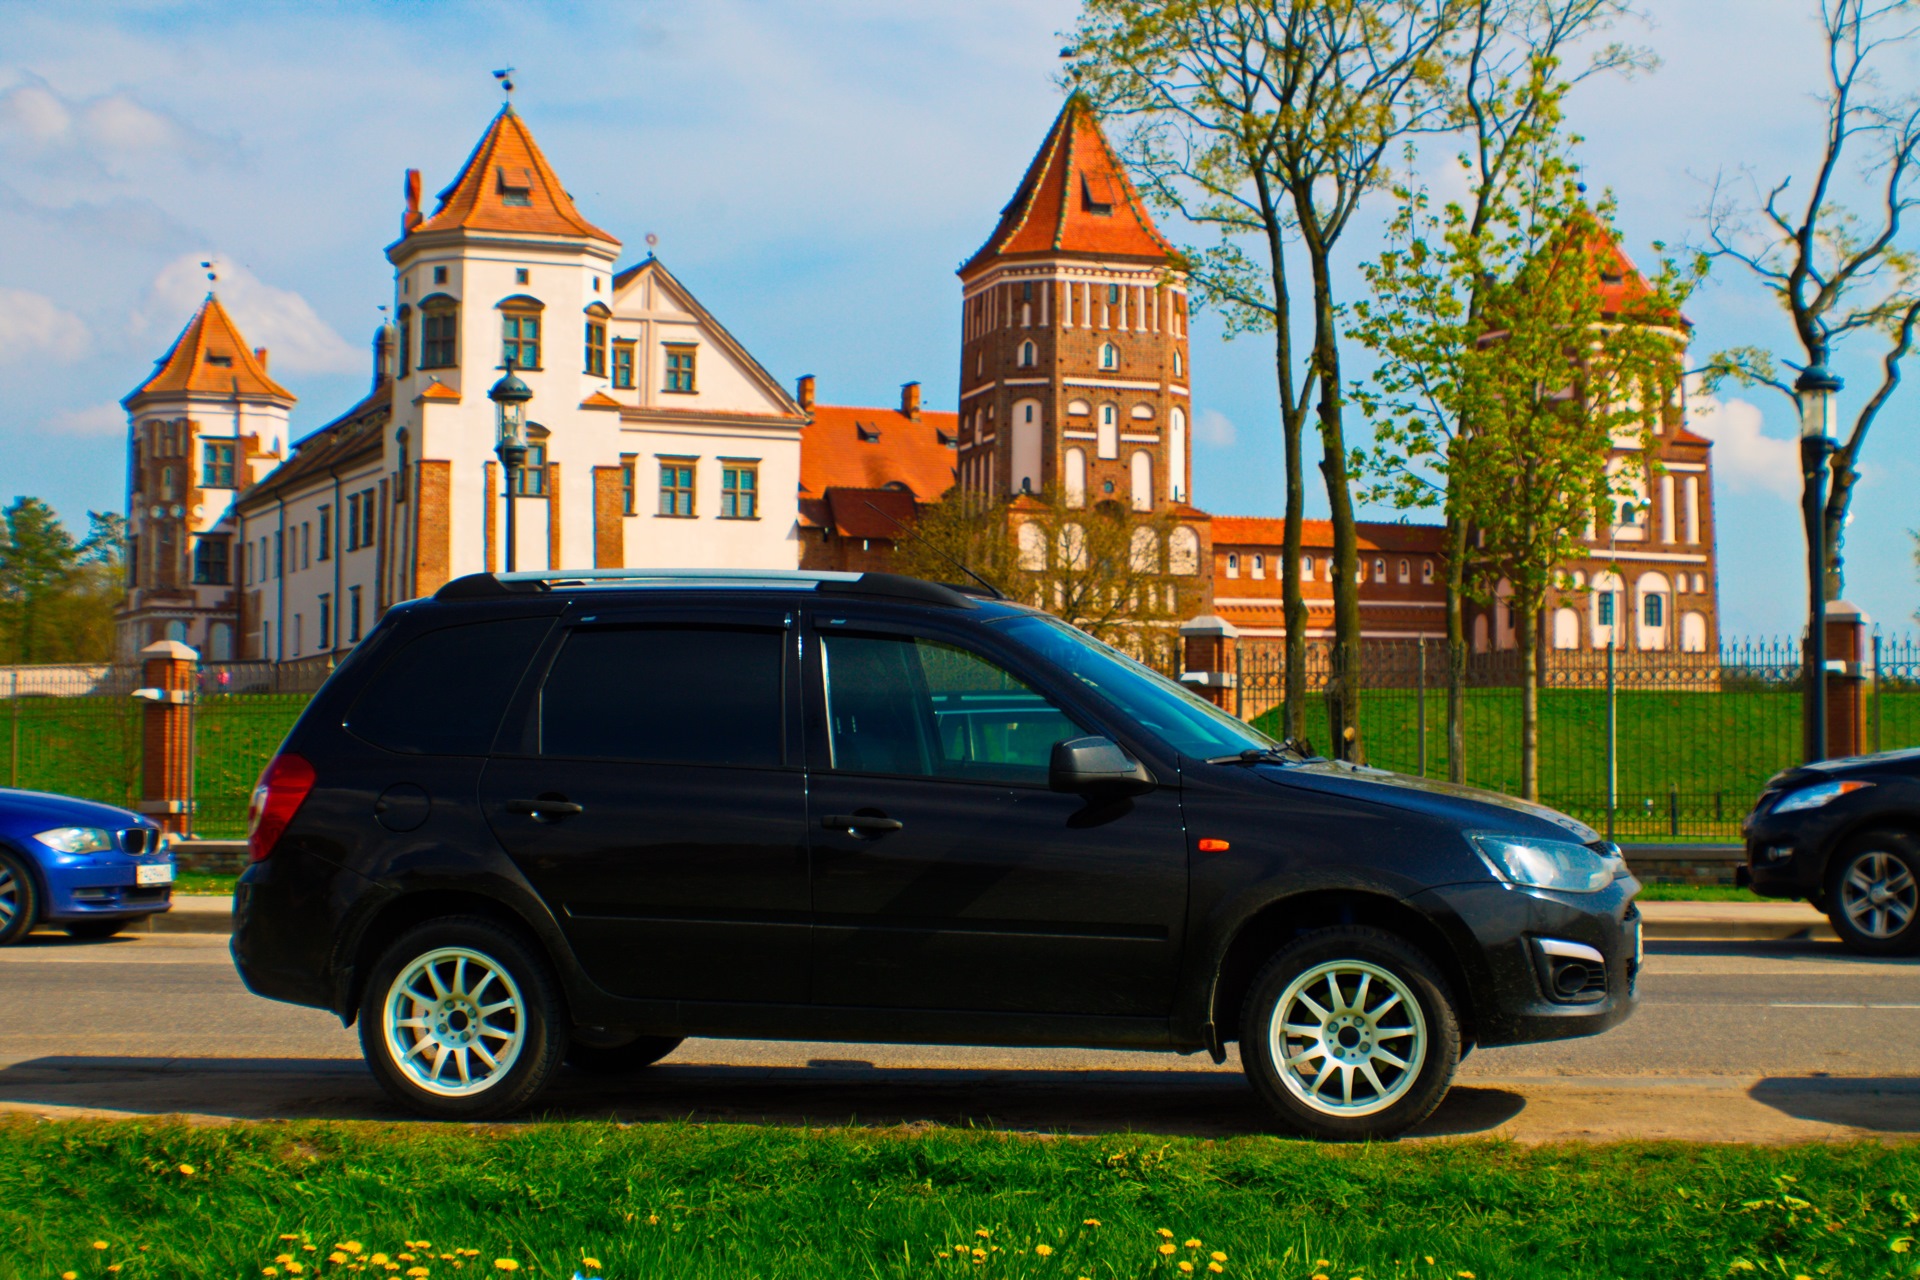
1269, 959, 1427, 1118
0, 864, 17, 930
1839, 850, 1917, 940
381, 946, 527, 1097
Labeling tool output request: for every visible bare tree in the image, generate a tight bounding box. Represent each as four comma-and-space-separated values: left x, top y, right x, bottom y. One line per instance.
1703, 0, 1920, 602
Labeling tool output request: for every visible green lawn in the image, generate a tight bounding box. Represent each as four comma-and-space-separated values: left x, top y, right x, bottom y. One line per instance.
1633, 883, 1770, 902
3, 1119, 1917, 1280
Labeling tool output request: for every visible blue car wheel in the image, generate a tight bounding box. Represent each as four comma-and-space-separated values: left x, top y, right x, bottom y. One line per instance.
0, 851, 38, 946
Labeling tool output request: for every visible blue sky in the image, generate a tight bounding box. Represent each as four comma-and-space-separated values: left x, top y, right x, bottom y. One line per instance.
1, 0, 1914, 637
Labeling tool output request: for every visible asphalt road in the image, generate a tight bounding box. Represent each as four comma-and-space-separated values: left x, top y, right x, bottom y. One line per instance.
1, 932, 1916, 1142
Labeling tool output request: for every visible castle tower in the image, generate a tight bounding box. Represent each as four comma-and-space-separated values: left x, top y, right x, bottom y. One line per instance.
957, 96, 1194, 514
117, 294, 291, 660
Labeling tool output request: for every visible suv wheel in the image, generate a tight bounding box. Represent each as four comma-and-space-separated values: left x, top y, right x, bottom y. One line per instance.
1239, 926, 1460, 1140
358, 916, 567, 1119
566, 1035, 685, 1075
0, 853, 38, 947
1827, 832, 1920, 956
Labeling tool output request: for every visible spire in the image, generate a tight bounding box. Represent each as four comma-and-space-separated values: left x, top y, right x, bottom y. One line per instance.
409, 105, 618, 244
961, 95, 1173, 278
124, 293, 295, 408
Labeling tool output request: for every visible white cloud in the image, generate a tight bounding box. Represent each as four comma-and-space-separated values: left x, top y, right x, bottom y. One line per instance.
131, 254, 360, 376
47, 401, 124, 437
1685, 380, 1798, 500
1195, 407, 1237, 447
0, 81, 207, 161
0, 288, 89, 363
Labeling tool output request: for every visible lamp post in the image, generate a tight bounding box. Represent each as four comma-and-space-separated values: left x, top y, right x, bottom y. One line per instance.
1797, 358, 1842, 763
488, 359, 533, 573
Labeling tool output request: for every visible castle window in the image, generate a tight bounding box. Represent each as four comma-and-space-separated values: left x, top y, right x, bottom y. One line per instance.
317, 505, 331, 561
1174, 350, 1183, 378
612, 340, 635, 389
1107, 284, 1121, 305
1021, 281, 1033, 302
1302, 554, 1314, 578
721, 464, 758, 519
396, 306, 412, 377
420, 297, 457, 368
1422, 559, 1434, 584
1643, 592, 1664, 627
192, 536, 230, 586
584, 319, 607, 377
664, 344, 697, 393
1100, 342, 1118, 371
515, 267, 530, 284
498, 168, 534, 208
621, 456, 636, 514
1251, 554, 1265, 580
501, 310, 541, 370
511, 442, 548, 496
1226, 553, 1239, 579
201, 440, 235, 488
1020, 340, 1036, 368
1398, 558, 1410, 584
206, 353, 232, 368
1373, 557, 1386, 582
659, 460, 695, 516
433, 265, 448, 285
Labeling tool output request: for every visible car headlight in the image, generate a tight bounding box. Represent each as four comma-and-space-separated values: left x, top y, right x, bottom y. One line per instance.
1470, 832, 1624, 894
1772, 780, 1873, 814
33, 827, 115, 854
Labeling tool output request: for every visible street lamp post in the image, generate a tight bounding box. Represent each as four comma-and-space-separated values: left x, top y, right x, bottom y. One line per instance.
488, 360, 533, 573
1797, 359, 1842, 763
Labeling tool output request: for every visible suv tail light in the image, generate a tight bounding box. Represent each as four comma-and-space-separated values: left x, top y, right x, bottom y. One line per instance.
248, 753, 316, 862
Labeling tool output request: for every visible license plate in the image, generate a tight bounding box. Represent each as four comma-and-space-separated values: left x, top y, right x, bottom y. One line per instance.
136, 864, 174, 886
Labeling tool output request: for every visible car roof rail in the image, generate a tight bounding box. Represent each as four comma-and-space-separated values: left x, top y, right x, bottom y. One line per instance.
434, 568, 980, 608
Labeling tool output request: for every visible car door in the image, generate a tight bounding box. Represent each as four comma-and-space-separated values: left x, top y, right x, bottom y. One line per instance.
480, 605, 808, 1004
804, 611, 1188, 1017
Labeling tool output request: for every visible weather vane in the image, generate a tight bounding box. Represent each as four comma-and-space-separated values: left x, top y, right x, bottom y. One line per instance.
493, 68, 515, 99
200, 259, 217, 286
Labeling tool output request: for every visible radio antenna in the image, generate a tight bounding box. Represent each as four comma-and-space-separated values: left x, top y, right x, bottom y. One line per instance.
860, 498, 1005, 600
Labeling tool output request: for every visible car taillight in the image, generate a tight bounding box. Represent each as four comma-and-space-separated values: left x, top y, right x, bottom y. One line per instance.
248, 753, 316, 862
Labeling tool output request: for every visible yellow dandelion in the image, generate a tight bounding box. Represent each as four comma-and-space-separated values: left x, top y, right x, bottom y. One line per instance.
371, 1255, 389, 1266
107, 1267, 122, 1275
1211, 1254, 1227, 1263
1316, 1263, 1330, 1270
261, 1270, 278, 1278
303, 1246, 318, 1254
1158, 1228, 1176, 1240
1035, 1245, 1054, 1257
386, 1265, 401, 1273
1185, 1239, 1202, 1249
976, 1229, 992, 1239
1083, 1219, 1101, 1227
1178, 1264, 1195, 1275
493, 1261, 519, 1273
1458, 1273, 1474, 1279
331, 1255, 350, 1265
176, 1164, 195, 1176
276, 1254, 296, 1264
1159, 1243, 1178, 1256
972, 1249, 987, 1261
399, 1254, 416, 1263
340, 1244, 365, 1256
60, 1273, 77, 1280
646, 1216, 659, 1226
1312, 1274, 1329, 1280
407, 1270, 430, 1279
1208, 1266, 1225, 1275
580, 1260, 601, 1271
286, 1264, 304, 1276
280, 1235, 301, 1243
93, 1242, 110, 1252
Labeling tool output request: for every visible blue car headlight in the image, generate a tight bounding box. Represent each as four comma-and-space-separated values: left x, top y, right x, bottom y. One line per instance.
1772, 779, 1873, 814
33, 827, 115, 855
1470, 832, 1624, 894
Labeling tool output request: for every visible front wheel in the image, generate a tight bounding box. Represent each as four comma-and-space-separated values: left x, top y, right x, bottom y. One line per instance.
1239, 926, 1460, 1140
0, 853, 39, 946
1827, 832, 1920, 956
358, 916, 568, 1119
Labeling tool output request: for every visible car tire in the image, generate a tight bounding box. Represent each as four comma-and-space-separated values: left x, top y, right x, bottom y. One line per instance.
1826, 831, 1920, 956
0, 852, 39, 947
63, 919, 130, 940
357, 915, 568, 1119
565, 1035, 684, 1075
1239, 925, 1460, 1141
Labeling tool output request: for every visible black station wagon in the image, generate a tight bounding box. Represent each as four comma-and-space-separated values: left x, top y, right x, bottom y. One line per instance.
232, 569, 1641, 1139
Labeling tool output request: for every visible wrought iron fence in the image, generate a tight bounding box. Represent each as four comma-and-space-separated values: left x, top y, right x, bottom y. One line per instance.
2, 671, 141, 810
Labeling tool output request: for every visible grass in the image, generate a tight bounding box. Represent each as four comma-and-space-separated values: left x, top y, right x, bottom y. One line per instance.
172, 872, 239, 896
2, 1119, 1918, 1280
1633, 883, 1770, 902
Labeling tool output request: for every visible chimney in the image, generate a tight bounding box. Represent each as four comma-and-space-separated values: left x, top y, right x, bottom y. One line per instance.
796, 374, 815, 411
254, 347, 269, 370
372, 324, 395, 390
401, 168, 424, 235
901, 380, 921, 420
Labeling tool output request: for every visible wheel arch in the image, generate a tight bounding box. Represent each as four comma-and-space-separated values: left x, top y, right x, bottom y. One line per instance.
0, 836, 49, 924
335, 887, 572, 1028
1208, 890, 1476, 1047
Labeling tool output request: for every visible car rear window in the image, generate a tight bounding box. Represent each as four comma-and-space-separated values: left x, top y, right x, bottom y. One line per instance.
539, 625, 784, 766
345, 617, 552, 755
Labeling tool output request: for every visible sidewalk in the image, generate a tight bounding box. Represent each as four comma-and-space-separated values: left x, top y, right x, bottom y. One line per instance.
124, 895, 1837, 943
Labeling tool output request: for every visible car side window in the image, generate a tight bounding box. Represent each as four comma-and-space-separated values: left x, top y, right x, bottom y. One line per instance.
540, 625, 784, 767
820, 632, 1080, 784
345, 617, 551, 755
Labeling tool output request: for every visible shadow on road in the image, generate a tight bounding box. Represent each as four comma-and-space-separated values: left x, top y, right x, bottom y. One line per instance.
0, 1055, 1525, 1139
1647, 938, 1919, 964
1748, 1076, 1920, 1132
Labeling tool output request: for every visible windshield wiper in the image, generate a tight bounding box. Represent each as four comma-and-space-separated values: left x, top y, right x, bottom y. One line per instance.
1205, 740, 1313, 767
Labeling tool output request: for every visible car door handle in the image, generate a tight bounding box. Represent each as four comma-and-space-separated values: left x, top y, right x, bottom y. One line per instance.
507, 796, 584, 820
821, 813, 904, 835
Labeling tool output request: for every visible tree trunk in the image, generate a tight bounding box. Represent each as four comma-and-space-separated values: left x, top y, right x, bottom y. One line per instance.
1257, 174, 1309, 747
1823, 453, 1853, 602
1307, 243, 1364, 763
1445, 512, 1468, 784
1517, 598, 1539, 802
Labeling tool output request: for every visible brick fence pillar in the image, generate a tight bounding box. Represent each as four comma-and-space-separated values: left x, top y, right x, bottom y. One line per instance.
1179, 614, 1240, 710
1825, 601, 1869, 759
137, 639, 198, 838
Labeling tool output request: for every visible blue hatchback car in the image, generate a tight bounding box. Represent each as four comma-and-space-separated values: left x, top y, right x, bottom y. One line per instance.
0, 788, 172, 944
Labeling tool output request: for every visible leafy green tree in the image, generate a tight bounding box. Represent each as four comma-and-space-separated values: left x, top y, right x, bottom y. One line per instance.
0, 499, 125, 665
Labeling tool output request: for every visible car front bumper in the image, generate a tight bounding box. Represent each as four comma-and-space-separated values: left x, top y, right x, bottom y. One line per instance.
41, 858, 176, 920
1740, 803, 1851, 900
1411, 878, 1641, 1049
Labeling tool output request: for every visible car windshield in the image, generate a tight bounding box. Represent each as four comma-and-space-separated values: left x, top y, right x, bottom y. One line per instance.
994, 614, 1277, 760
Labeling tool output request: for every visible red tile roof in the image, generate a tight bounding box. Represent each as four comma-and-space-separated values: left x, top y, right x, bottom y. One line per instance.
1210, 516, 1448, 552
799, 402, 959, 505
824, 487, 921, 540
961, 95, 1173, 277
412, 106, 617, 244
126, 294, 294, 406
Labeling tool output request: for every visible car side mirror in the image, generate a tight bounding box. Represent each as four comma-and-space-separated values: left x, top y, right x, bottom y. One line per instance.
1049, 735, 1155, 795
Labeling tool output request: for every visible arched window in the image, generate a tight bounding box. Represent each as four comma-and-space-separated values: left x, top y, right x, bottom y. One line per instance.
499, 296, 543, 370
1251, 553, 1265, 580
1064, 447, 1087, 508
1168, 407, 1187, 502
1169, 526, 1200, 575
1397, 559, 1410, 583
1421, 559, 1434, 584
207, 621, 233, 661
1129, 450, 1152, 511
1373, 558, 1386, 583
1173, 349, 1184, 378
1020, 340, 1036, 368
1226, 552, 1240, 579
1011, 399, 1042, 496
1066, 398, 1091, 417
395, 304, 413, 378
1097, 405, 1118, 459
1100, 342, 1118, 371
419, 294, 458, 369
1302, 554, 1314, 578
1058, 523, 1088, 570
1552, 608, 1580, 650
1130, 525, 1159, 572
1016, 522, 1046, 570
1681, 611, 1708, 653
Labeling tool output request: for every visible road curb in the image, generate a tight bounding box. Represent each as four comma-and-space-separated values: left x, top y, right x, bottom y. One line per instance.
1641, 918, 1839, 943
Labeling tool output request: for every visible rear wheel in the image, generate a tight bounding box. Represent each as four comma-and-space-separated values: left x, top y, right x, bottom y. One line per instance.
1239, 926, 1460, 1141
566, 1035, 684, 1075
0, 854, 38, 947
63, 919, 129, 940
358, 916, 567, 1119
1827, 832, 1920, 956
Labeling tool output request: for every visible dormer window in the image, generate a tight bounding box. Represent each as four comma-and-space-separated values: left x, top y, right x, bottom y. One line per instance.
206, 354, 232, 367
857, 423, 881, 443
1081, 172, 1116, 216
497, 166, 534, 207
